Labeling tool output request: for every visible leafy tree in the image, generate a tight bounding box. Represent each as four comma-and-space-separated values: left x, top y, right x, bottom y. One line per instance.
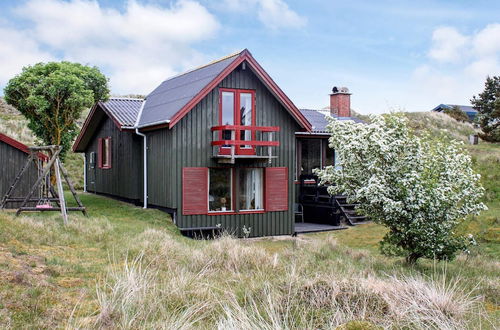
443, 105, 470, 122
315, 114, 486, 264
4, 62, 109, 158
471, 76, 500, 142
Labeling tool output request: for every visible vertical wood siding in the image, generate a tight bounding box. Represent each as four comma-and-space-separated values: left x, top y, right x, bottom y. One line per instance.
85, 116, 143, 201
147, 65, 300, 236
0, 141, 41, 208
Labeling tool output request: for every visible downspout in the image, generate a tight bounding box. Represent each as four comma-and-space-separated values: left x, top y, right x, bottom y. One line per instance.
135, 128, 147, 208
134, 100, 148, 208
83, 153, 87, 192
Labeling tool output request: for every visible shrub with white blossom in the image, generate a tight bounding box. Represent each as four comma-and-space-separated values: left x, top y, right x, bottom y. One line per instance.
315, 114, 487, 263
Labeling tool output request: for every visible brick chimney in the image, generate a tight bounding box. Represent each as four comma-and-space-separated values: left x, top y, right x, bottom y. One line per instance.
330, 86, 351, 117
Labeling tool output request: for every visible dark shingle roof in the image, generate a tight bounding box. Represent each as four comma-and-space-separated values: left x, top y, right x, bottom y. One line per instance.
432, 104, 478, 120
137, 52, 241, 128
101, 98, 143, 128
299, 109, 365, 134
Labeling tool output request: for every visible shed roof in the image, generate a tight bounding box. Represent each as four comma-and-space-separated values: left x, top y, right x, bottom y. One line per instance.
0, 132, 47, 160
73, 98, 143, 152
298, 109, 365, 135
101, 97, 143, 128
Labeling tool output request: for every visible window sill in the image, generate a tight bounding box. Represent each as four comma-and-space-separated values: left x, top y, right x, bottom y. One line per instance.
99, 166, 112, 170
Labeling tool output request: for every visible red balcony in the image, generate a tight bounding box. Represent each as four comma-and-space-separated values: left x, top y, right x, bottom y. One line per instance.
211, 125, 280, 163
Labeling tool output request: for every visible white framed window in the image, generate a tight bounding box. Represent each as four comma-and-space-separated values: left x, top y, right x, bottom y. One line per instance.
238, 168, 263, 211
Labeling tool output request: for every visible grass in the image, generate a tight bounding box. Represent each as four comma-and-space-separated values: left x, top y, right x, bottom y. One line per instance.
0, 193, 498, 329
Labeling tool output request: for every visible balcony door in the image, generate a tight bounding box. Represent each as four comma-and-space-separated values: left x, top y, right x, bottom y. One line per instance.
219, 88, 256, 155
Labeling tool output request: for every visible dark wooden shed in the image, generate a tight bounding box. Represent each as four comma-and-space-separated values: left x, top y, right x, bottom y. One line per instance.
0, 133, 47, 208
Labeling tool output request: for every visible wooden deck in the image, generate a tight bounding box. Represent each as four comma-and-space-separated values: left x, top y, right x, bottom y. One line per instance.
294, 222, 347, 235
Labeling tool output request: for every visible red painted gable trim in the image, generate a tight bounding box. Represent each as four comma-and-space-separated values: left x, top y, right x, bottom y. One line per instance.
0, 133, 48, 161
167, 50, 312, 131
72, 102, 124, 152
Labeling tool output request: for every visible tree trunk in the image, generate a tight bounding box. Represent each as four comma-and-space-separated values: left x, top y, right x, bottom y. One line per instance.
405, 253, 421, 264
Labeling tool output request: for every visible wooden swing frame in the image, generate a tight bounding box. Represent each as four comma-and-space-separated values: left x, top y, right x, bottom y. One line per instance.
0, 145, 86, 224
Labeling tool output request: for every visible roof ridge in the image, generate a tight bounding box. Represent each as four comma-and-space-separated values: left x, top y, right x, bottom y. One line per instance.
108, 97, 144, 101
156, 50, 244, 85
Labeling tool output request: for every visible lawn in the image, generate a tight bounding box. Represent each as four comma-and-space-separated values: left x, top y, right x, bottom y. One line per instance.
0, 191, 498, 329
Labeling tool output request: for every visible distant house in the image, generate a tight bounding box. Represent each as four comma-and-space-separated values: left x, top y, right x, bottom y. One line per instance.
432, 104, 478, 121
73, 49, 364, 237
0, 133, 47, 208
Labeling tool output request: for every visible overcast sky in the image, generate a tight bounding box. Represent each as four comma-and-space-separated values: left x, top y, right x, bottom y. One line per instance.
0, 0, 499, 114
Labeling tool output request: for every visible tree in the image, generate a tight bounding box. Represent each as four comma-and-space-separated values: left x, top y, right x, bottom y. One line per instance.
315, 114, 486, 263
471, 76, 500, 142
443, 105, 470, 122
4, 62, 109, 158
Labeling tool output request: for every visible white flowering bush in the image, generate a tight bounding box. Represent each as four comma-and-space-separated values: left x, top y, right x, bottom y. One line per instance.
315, 114, 487, 263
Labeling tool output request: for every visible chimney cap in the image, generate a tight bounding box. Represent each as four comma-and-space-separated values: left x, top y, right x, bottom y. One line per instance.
331, 86, 350, 94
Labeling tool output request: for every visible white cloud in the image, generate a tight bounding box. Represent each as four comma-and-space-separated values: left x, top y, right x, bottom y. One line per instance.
0, 27, 54, 84
219, 0, 306, 30
257, 0, 306, 30
428, 27, 469, 63
472, 23, 500, 57
0, 0, 220, 94
412, 23, 500, 106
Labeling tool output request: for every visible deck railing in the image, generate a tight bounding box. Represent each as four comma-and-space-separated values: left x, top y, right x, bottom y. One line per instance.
211, 125, 280, 163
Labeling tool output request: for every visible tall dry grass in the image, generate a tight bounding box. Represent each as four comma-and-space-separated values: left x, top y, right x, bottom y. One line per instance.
70, 230, 494, 329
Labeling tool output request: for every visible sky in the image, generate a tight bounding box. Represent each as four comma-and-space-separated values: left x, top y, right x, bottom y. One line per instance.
0, 0, 499, 114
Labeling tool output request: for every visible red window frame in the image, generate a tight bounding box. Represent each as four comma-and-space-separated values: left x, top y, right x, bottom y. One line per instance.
98, 137, 112, 169
218, 88, 256, 156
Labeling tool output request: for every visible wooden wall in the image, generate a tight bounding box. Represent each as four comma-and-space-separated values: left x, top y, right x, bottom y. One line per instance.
0, 141, 40, 208
146, 64, 300, 236
85, 116, 143, 201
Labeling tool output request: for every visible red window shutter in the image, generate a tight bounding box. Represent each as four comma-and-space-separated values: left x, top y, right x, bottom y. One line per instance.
97, 138, 103, 168
182, 167, 209, 215
265, 167, 288, 211
107, 137, 112, 169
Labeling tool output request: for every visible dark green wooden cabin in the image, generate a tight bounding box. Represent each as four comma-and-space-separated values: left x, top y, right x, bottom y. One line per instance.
0, 133, 46, 208
74, 50, 313, 237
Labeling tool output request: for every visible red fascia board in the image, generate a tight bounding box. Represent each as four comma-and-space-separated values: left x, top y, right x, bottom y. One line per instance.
73, 103, 99, 152
72, 101, 123, 152
0, 133, 48, 161
211, 125, 280, 132
168, 50, 312, 132
211, 140, 280, 147
99, 102, 126, 131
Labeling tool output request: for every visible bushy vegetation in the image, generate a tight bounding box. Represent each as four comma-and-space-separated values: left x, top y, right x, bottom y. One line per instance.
472, 76, 500, 142
443, 105, 471, 122
4, 62, 109, 159
316, 114, 486, 263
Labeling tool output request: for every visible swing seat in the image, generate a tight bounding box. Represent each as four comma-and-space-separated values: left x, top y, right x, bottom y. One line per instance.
36, 203, 52, 209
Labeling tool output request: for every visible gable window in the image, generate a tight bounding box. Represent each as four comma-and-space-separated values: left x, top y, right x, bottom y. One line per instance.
219, 88, 256, 155
98, 137, 112, 169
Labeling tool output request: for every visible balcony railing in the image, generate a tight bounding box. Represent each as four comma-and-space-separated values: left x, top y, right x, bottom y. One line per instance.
211, 125, 280, 163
